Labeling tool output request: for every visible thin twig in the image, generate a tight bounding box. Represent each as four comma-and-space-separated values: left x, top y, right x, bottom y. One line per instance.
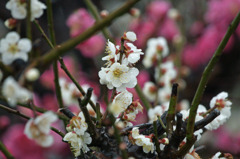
186, 11, 240, 145
34, 20, 54, 48
78, 88, 97, 139
0, 141, 14, 159
59, 57, 97, 112
84, 0, 114, 42
17, 102, 69, 121
166, 83, 178, 137
26, 0, 32, 60
153, 121, 161, 157
46, 0, 64, 111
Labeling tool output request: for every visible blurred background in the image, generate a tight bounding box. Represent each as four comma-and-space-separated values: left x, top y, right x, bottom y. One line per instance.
0, 0, 240, 158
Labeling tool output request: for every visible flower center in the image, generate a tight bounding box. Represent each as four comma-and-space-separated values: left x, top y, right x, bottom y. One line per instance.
215, 99, 225, 110
156, 44, 163, 53
113, 68, 123, 77
8, 44, 19, 54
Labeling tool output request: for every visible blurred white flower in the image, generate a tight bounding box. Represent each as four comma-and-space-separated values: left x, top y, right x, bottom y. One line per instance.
148, 105, 164, 123
158, 85, 171, 103
24, 111, 58, 147
155, 60, 177, 86
59, 78, 97, 111
109, 90, 133, 117
143, 37, 169, 68
6, 0, 46, 21
2, 76, 32, 106
0, 31, 31, 65
143, 81, 157, 102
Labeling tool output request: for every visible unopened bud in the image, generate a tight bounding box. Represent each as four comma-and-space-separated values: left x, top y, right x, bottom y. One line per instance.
25, 68, 40, 82
123, 31, 137, 42
129, 8, 140, 18
100, 10, 109, 18
159, 138, 169, 145
4, 18, 17, 29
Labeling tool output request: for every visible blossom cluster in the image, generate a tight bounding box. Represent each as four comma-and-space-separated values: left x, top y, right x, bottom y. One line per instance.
63, 112, 92, 157
99, 31, 144, 122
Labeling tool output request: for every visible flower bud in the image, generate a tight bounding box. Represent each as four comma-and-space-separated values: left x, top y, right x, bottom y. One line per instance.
129, 8, 140, 18
4, 18, 17, 29
25, 68, 40, 81
100, 10, 109, 18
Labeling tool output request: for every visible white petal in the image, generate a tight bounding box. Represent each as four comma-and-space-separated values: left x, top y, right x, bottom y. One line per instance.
18, 38, 32, 52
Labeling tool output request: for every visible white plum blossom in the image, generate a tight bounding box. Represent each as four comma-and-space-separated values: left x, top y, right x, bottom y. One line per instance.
0, 31, 31, 65
143, 37, 169, 68
124, 31, 137, 42
143, 81, 157, 102
155, 60, 177, 86
64, 112, 92, 157
148, 105, 164, 123
63, 131, 92, 157
102, 40, 119, 67
99, 32, 142, 92
123, 43, 144, 64
210, 92, 232, 119
24, 111, 58, 147
205, 92, 232, 130
106, 62, 139, 92
6, 0, 46, 21
109, 90, 133, 117
2, 76, 32, 106
98, 67, 113, 89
